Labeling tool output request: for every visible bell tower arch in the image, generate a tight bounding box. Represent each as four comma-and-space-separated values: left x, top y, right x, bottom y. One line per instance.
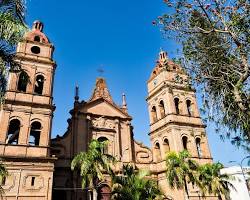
146, 50, 212, 163
0, 21, 56, 200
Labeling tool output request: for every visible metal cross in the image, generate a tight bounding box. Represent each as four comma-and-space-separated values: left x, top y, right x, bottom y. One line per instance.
97, 65, 105, 77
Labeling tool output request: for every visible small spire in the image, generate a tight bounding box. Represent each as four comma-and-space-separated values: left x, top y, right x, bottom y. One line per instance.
90, 78, 113, 103
32, 20, 44, 31
74, 85, 79, 102
159, 48, 168, 63
122, 93, 127, 110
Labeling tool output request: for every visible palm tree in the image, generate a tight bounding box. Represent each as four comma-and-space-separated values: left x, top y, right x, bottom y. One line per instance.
165, 151, 198, 200
111, 165, 163, 200
0, 0, 27, 102
0, 161, 8, 198
71, 139, 115, 200
197, 162, 233, 199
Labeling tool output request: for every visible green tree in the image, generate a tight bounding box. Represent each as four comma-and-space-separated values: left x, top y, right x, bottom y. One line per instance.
165, 151, 198, 199
0, 161, 8, 198
165, 151, 232, 199
71, 139, 115, 200
0, 0, 27, 103
111, 165, 163, 200
156, 0, 250, 150
197, 162, 233, 199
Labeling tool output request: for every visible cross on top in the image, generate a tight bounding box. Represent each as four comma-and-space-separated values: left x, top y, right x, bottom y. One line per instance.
97, 65, 105, 77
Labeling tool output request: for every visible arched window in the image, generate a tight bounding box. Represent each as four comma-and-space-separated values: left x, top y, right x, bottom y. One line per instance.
34, 35, 40, 42
29, 121, 41, 146
34, 75, 44, 95
97, 137, 109, 154
17, 71, 29, 92
151, 106, 157, 123
98, 184, 111, 200
186, 100, 192, 116
174, 98, 180, 114
154, 142, 161, 162
196, 138, 202, 158
6, 119, 20, 145
182, 136, 188, 150
163, 138, 170, 153
159, 100, 166, 118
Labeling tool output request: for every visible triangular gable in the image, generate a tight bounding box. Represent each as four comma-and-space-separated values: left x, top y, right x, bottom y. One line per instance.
81, 98, 132, 119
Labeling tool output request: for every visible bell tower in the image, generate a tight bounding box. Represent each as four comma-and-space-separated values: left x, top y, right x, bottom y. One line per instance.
146, 50, 212, 163
0, 21, 56, 200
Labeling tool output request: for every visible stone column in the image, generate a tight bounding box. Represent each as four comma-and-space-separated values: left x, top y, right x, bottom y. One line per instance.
166, 87, 175, 114
0, 111, 11, 143
114, 119, 120, 160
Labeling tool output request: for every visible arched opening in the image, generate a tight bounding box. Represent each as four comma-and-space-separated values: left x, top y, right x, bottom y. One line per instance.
34, 75, 44, 95
163, 138, 170, 153
196, 138, 202, 158
154, 142, 161, 162
159, 100, 166, 118
174, 98, 180, 114
31, 46, 40, 54
29, 121, 41, 146
182, 136, 188, 150
186, 100, 192, 116
52, 190, 67, 200
17, 71, 29, 92
97, 137, 109, 154
34, 35, 40, 42
6, 119, 20, 145
98, 185, 111, 200
151, 106, 157, 123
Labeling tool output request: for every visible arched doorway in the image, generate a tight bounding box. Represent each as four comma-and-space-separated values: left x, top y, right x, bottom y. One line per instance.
98, 185, 111, 200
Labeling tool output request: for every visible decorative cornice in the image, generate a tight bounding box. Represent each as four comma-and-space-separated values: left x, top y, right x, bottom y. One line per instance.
4, 99, 55, 111
146, 82, 195, 101
149, 120, 206, 136
15, 53, 56, 67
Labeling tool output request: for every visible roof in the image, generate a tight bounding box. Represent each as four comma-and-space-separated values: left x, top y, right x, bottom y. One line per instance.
24, 20, 50, 44
149, 50, 184, 80
89, 78, 114, 103
87, 77, 131, 118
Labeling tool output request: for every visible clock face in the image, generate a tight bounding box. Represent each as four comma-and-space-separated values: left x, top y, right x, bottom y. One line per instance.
174, 74, 183, 84
153, 79, 157, 86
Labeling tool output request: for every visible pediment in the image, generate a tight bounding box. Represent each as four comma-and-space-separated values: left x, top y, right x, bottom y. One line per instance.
81, 98, 131, 119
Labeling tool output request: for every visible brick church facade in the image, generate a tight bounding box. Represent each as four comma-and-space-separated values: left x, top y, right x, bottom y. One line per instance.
0, 21, 216, 200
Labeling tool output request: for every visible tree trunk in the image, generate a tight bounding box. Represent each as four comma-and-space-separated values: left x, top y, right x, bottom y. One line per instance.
184, 179, 189, 200
93, 188, 98, 200
88, 190, 92, 200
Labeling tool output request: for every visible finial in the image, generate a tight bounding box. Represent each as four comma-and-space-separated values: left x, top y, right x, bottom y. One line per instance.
32, 20, 44, 31
122, 93, 127, 110
74, 85, 79, 102
97, 65, 105, 77
159, 48, 168, 63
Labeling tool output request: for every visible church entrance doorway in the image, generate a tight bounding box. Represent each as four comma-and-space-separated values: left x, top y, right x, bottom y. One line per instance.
97, 185, 111, 200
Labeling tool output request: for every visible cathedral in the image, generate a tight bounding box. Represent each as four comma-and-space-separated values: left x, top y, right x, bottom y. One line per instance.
0, 21, 216, 200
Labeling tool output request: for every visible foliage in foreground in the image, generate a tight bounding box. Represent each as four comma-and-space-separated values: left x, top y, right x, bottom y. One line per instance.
0, 161, 8, 197
111, 165, 163, 200
156, 0, 250, 151
165, 151, 198, 198
165, 151, 232, 199
0, 0, 27, 103
71, 139, 115, 192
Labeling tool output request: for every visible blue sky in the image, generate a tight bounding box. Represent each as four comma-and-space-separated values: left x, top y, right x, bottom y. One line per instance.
26, 0, 248, 165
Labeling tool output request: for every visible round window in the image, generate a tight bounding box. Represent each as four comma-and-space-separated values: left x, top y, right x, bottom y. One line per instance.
31, 46, 40, 54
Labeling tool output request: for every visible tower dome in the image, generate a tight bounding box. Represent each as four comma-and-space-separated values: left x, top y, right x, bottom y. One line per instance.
24, 20, 50, 44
